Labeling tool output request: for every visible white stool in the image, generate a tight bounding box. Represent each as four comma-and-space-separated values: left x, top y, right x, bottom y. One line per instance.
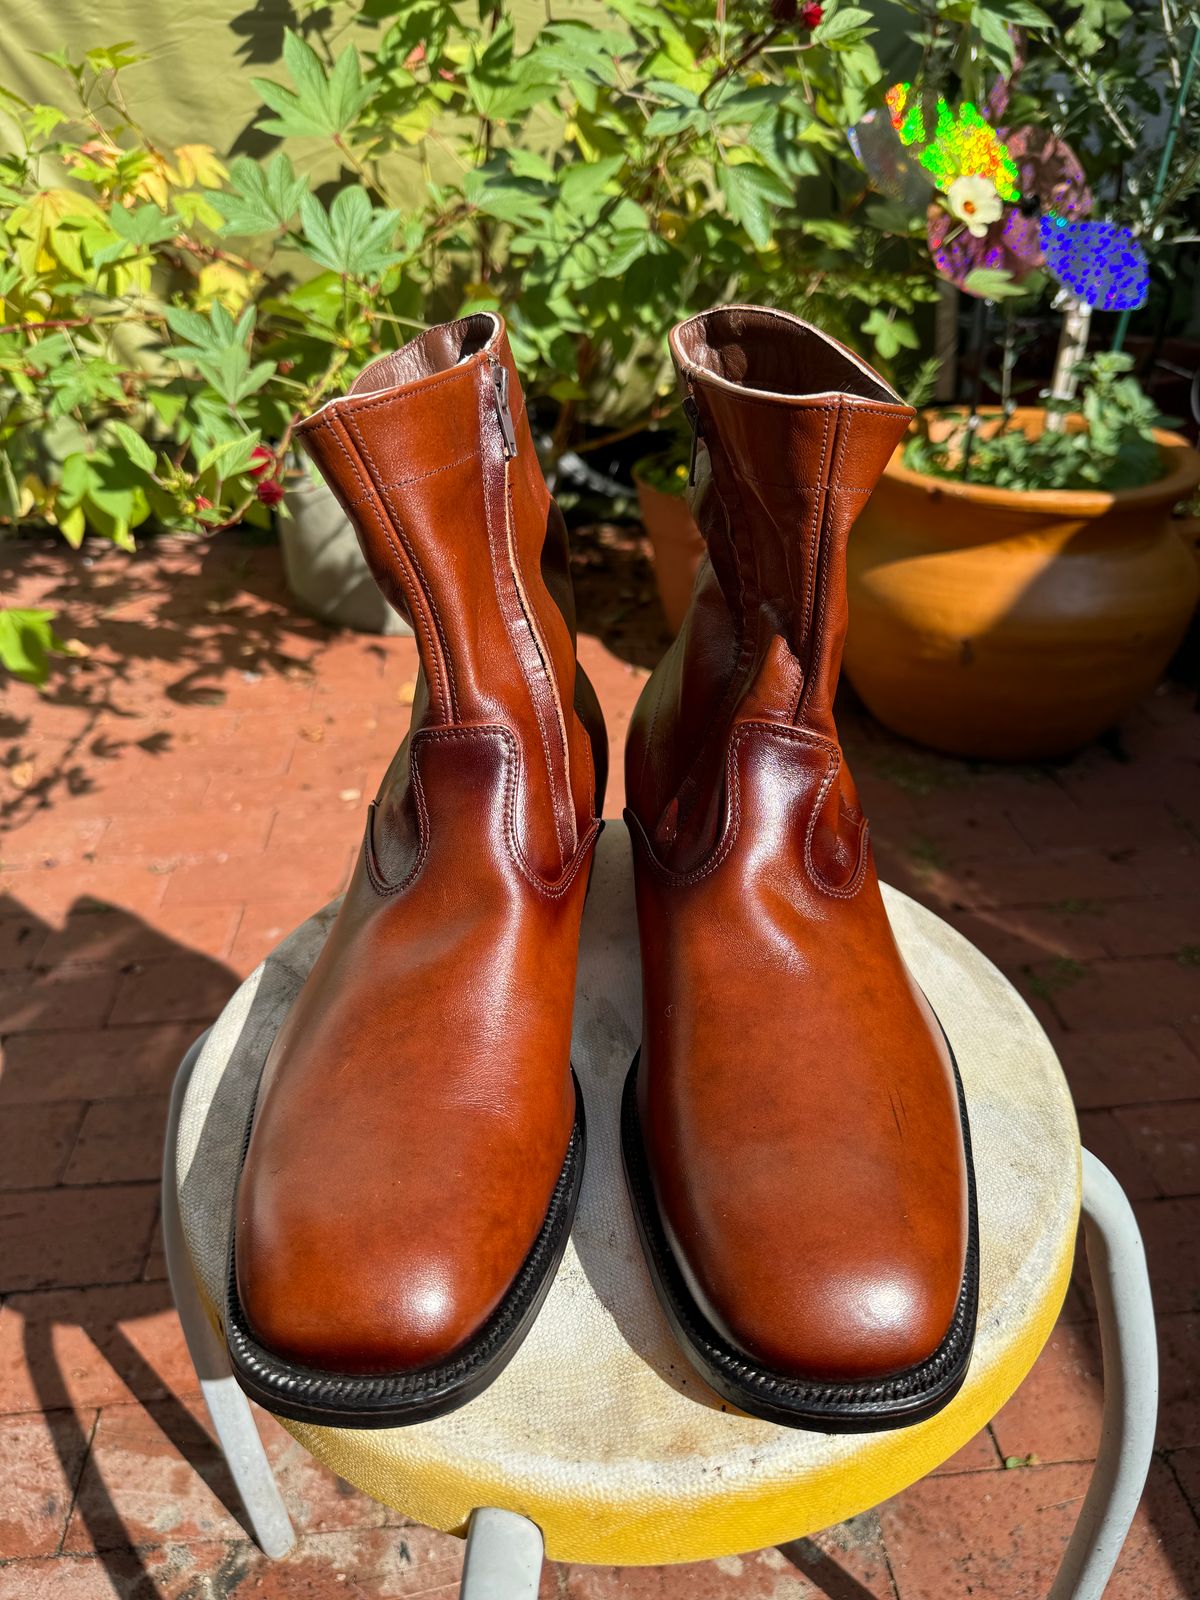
164, 823, 1157, 1598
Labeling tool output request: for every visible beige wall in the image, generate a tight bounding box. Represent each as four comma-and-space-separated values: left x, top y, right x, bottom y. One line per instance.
2, 0, 558, 195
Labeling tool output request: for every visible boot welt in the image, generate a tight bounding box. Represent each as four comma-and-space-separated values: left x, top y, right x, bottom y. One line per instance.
621, 1049, 979, 1433
225, 1073, 586, 1429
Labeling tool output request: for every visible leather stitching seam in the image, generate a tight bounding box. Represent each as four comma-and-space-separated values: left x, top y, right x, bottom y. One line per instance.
631, 721, 869, 897
362, 766, 430, 899
799, 732, 871, 900
698, 393, 909, 419
296, 369, 528, 426
412, 725, 599, 900
799, 404, 832, 668
726, 472, 874, 492
310, 414, 450, 722
797, 399, 851, 725
339, 452, 477, 504
344, 411, 460, 722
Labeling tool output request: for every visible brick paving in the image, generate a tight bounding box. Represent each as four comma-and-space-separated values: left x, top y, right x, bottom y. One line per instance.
1, 530, 1198, 1597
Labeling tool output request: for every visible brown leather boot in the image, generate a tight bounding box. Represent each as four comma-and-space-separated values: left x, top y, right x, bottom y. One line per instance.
622, 306, 977, 1431
229, 314, 606, 1427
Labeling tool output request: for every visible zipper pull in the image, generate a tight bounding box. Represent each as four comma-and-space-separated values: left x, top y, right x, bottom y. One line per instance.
682, 393, 702, 486
489, 359, 518, 460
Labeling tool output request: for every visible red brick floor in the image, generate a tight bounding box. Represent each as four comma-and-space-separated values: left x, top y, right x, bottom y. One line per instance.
1, 531, 1198, 1597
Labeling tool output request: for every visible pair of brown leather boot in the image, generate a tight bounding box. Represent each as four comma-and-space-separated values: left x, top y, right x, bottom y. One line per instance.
228, 306, 977, 1434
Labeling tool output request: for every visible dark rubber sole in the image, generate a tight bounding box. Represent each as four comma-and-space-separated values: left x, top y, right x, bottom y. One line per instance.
226, 1074, 586, 1428
621, 1046, 979, 1432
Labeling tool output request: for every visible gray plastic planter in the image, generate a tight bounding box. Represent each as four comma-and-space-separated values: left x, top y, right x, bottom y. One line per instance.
280, 471, 411, 637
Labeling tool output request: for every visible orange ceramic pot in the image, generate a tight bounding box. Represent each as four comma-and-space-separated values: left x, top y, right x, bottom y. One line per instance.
634, 469, 706, 635
844, 410, 1200, 761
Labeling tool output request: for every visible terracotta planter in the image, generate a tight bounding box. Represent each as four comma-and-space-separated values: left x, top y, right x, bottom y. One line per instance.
634, 469, 706, 634
844, 409, 1200, 761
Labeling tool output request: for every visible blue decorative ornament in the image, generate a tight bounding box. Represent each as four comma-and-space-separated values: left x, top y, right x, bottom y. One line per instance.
1037, 218, 1150, 311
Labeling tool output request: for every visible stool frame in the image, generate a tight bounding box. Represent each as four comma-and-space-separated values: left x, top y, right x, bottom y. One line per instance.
163, 1032, 1158, 1600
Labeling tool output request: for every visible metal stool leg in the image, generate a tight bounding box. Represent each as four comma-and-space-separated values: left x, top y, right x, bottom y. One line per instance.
1047, 1150, 1157, 1600
163, 1033, 297, 1559
461, 1508, 545, 1599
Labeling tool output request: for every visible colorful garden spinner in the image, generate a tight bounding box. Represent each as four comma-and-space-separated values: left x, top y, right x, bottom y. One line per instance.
1038, 218, 1150, 311
846, 109, 935, 208
885, 83, 1019, 201
864, 78, 1146, 309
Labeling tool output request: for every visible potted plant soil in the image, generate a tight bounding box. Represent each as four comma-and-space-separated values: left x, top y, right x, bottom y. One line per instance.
844, 356, 1200, 760
632, 451, 706, 635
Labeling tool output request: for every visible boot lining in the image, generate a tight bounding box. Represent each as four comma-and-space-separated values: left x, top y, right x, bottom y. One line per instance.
673, 306, 903, 405
346, 313, 501, 397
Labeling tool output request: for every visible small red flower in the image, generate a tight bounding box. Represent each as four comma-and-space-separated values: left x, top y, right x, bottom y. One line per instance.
248, 445, 274, 478
256, 479, 285, 507
800, 1, 823, 26
194, 495, 213, 511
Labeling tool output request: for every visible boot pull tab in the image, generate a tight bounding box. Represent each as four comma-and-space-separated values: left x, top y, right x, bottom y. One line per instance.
488, 358, 519, 460
682, 393, 703, 486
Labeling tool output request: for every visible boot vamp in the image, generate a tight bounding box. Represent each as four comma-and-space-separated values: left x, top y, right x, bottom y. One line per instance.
236, 728, 585, 1376
636, 727, 969, 1385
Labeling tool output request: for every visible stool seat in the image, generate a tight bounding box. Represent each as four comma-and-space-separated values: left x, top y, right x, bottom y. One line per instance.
175, 822, 1079, 1566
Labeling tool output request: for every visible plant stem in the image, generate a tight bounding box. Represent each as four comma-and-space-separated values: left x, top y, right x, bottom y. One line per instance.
1046, 298, 1091, 432
999, 301, 1017, 415
960, 296, 988, 481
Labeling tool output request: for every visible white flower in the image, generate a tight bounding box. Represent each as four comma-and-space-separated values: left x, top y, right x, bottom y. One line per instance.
946, 174, 1004, 238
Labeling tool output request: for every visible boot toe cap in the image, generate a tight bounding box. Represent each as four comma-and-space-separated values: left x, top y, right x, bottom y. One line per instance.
698, 1252, 964, 1384
236, 1222, 507, 1376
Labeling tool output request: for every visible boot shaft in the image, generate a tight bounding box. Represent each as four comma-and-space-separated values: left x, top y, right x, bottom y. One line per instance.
627, 306, 911, 867
296, 314, 601, 879
671, 305, 911, 730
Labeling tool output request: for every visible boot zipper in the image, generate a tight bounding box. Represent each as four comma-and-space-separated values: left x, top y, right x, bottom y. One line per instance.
488, 358, 519, 459
683, 393, 702, 486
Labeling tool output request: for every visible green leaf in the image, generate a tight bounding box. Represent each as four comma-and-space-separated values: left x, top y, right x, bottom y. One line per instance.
983, 0, 1052, 26
109, 420, 157, 473
643, 80, 701, 107
963, 267, 1028, 300
253, 31, 372, 140
862, 308, 919, 360
864, 198, 923, 234
811, 7, 875, 44
299, 188, 405, 278
558, 155, 625, 214
197, 431, 262, 476
0, 608, 65, 686
533, 23, 625, 88
106, 204, 179, 249
464, 158, 555, 225
467, 19, 559, 121
84, 41, 144, 72
718, 162, 793, 248
164, 302, 240, 356
215, 153, 308, 235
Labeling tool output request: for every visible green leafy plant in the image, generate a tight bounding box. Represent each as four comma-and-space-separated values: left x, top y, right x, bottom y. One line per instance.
0, 607, 67, 684
0, 3, 1050, 684
904, 352, 1168, 492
